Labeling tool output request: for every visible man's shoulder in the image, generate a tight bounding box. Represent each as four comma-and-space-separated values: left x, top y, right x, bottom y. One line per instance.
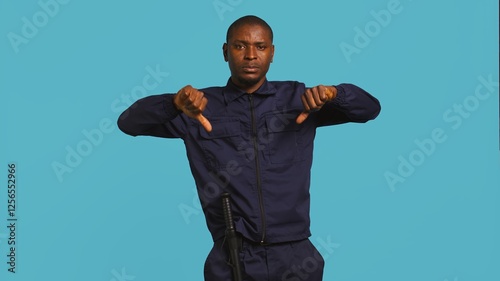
267, 80, 306, 94
199, 85, 225, 92
267, 80, 304, 86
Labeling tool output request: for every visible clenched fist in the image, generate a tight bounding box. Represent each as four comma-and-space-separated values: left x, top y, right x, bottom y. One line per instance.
173, 85, 212, 132
296, 85, 337, 124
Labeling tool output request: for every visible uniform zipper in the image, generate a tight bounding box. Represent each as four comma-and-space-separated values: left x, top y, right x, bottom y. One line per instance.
249, 94, 266, 244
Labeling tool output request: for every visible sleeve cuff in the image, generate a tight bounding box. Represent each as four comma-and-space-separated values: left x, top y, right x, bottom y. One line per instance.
163, 94, 182, 120
330, 85, 347, 106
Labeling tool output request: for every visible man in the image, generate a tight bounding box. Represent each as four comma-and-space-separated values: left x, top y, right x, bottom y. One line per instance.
118, 15, 380, 281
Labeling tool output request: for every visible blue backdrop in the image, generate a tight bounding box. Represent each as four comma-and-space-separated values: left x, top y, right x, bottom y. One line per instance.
1, 0, 498, 280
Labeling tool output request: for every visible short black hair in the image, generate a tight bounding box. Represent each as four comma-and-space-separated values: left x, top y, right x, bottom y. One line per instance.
226, 15, 273, 42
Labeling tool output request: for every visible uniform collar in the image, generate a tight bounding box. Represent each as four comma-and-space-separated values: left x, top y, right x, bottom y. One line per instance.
223, 78, 277, 104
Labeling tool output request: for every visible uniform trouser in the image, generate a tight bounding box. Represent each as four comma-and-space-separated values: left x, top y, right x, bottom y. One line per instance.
204, 237, 325, 281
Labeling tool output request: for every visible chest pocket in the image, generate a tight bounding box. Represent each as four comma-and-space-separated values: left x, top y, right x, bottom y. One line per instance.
199, 120, 243, 170
264, 113, 302, 164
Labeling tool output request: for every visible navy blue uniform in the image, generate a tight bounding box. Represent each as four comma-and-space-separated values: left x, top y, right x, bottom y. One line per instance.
117, 79, 380, 280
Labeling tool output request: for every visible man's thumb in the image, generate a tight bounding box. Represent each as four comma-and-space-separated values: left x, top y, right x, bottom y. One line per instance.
296, 112, 309, 124
197, 114, 212, 132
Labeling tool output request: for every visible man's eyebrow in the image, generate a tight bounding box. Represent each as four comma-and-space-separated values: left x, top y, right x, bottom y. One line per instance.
232, 40, 268, 45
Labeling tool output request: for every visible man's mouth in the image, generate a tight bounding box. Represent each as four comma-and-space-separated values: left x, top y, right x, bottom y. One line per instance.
242, 65, 259, 73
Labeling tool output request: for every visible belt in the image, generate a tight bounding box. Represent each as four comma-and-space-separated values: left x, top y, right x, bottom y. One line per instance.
218, 234, 308, 248
240, 235, 307, 247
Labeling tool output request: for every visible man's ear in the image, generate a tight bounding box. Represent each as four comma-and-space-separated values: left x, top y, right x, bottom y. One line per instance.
271, 44, 275, 63
222, 43, 228, 62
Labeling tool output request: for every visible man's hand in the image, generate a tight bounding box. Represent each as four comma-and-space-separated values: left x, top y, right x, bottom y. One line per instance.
173, 85, 212, 132
296, 85, 337, 124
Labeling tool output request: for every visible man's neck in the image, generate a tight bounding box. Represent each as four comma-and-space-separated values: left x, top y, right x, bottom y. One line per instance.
231, 77, 266, 94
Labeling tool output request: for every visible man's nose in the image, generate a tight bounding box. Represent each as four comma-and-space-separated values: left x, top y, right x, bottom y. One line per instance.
244, 46, 257, 59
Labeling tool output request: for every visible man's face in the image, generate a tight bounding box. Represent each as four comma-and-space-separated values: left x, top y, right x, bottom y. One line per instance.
223, 24, 275, 93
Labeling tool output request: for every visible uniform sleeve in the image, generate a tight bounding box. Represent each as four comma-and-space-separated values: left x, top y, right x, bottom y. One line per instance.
314, 83, 381, 127
117, 93, 187, 138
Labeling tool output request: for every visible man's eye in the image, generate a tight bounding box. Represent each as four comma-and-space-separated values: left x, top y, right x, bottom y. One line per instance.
235, 45, 244, 49
257, 46, 266, 50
